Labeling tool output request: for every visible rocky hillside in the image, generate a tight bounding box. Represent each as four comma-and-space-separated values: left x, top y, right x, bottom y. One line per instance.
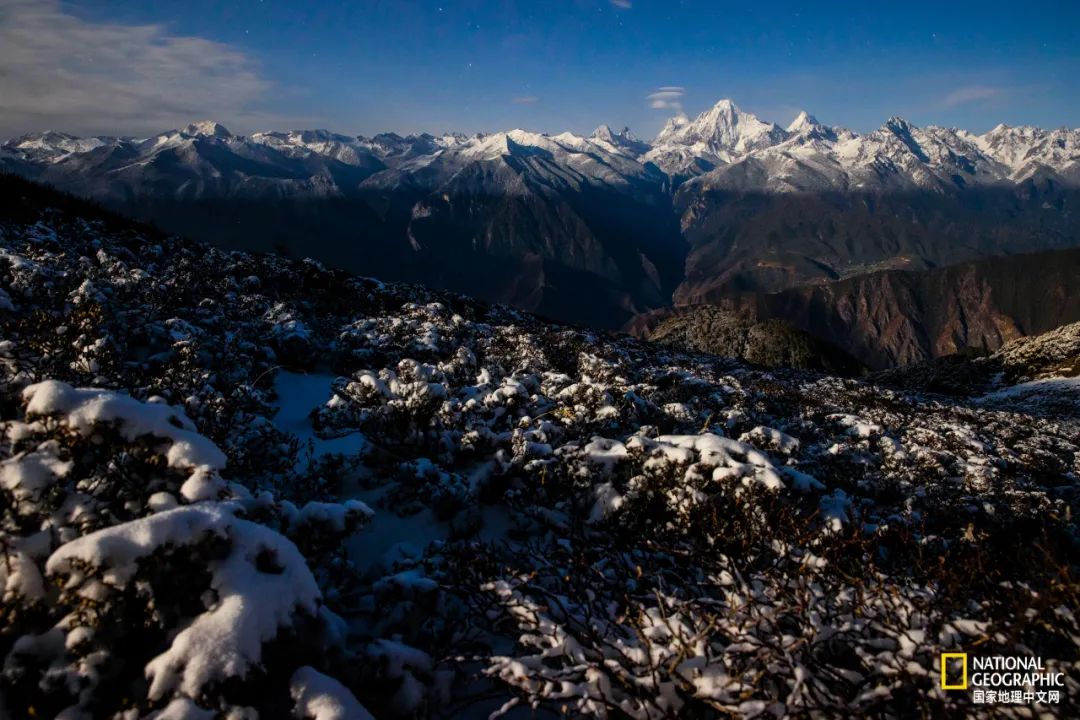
673, 178, 1080, 301
874, 321, 1080, 403
634, 244, 1080, 370
1, 175, 1078, 717
638, 305, 864, 376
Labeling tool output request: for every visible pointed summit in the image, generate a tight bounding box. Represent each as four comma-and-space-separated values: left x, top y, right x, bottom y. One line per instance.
787, 111, 820, 134
591, 124, 649, 156
182, 121, 233, 139
783, 111, 839, 144
656, 98, 787, 155
592, 125, 639, 143
879, 117, 930, 162
591, 124, 619, 142
696, 98, 742, 129
883, 116, 916, 135
655, 113, 690, 142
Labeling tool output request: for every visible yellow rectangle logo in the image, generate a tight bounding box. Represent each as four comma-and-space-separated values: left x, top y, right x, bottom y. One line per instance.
941, 653, 968, 690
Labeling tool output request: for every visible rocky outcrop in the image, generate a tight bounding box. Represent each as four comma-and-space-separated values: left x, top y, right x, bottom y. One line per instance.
632, 246, 1080, 370
642, 306, 864, 376
873, 321, 1080, 398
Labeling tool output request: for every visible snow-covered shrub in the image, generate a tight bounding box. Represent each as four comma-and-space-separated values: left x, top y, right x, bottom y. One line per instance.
2, 178, 1079, 717
447, 473, 1080, 719
0, 381, 372, 718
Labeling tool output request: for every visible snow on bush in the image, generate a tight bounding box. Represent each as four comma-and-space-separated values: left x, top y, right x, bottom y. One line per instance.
1, 381, 371, 718
22, 380, 227, 470
2, 186, 1079, 717
291, 666, 375, 720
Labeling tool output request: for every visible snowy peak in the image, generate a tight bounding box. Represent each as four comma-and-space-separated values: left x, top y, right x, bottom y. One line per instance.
786, 111, 820, 134
2, 131, 109, 162
460, 129, 555, 160
182, 121, 234, 139
657, 114, 690, 139
781, 110, 843, 145
876, 116, 930, 160
591, 125, 641, 144
883, 116, 917, 136
650, 99, 789, 171
590, 125, 650, 156
684, 99, 785, 147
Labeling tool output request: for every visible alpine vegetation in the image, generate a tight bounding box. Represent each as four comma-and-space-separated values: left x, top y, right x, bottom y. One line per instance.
1, 176, 1078, 718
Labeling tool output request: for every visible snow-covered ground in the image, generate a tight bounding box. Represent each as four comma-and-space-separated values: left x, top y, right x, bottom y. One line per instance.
273, 370, 367, 467
980, 375, 1080, 401
1, 187, 1078, 717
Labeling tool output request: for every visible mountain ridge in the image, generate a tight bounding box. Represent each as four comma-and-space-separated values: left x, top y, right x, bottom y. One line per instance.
5, 98, 1078, 192
2, 99, 1078, 337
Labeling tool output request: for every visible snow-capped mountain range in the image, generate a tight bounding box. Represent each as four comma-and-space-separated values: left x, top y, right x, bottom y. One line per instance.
3, 100, 1079, 333
3, 99, 1078, 198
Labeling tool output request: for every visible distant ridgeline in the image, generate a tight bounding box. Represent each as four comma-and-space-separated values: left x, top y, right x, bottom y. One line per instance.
3, 102, 1079, 365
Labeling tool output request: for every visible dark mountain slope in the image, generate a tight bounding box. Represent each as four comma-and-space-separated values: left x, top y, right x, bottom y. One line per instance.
631, 245, 1080, 370
404, 157, 685, 328
673, 179, 1080, 303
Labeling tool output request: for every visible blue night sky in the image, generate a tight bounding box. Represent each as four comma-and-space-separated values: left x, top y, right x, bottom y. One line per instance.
1, 0, 1078, 138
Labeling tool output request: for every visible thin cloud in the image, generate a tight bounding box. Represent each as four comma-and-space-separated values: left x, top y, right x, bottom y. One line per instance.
610, 0, 633, 8
511, 96, 540, 105
942, 85, 1005, 108
647, 86, 686, 115
0, 0, 297, 137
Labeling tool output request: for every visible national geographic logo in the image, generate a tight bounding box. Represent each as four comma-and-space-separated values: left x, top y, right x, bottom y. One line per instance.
940, 652, 1064, 706
940, 653, 967, 690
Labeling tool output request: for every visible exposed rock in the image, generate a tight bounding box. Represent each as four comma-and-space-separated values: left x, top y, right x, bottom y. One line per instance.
643, 305, 864, 376
875, 321, 1080, 403
635, 244, 1080, 370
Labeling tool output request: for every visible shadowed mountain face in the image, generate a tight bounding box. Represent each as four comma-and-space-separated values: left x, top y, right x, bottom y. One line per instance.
404, 159, 685, 328
2, 102, 1079, 336
673, 180, 1080, 303
631, 246, 1080, 370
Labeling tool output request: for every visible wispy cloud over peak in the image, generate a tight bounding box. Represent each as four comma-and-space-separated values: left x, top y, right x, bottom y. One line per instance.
647, 86, 686, 115
942, 85, 1006, 108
